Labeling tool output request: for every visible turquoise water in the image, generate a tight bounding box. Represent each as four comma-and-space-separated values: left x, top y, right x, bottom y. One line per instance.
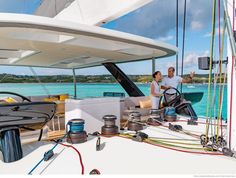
0, 83, 227, 119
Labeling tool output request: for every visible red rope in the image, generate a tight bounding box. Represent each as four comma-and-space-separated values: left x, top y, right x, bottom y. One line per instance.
58, 142, 85, 175
229, 0, 235, 149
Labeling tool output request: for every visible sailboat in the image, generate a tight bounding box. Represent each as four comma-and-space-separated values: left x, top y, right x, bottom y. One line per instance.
0, 0, 235, 175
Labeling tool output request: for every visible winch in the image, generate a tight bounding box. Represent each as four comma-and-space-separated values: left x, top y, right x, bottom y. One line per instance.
101, 115, 118, 136
66, 119, 87, 144
128, 111, 143, 131
164, 107, 177, 122
148, 109, 164, 125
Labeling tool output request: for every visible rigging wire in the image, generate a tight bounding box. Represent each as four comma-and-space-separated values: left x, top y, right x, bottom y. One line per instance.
0, 73, 9, 83
176, 0, 179, 75
54, 0, 57, 15
180, 0, 187, 93
29, 67, 50, 96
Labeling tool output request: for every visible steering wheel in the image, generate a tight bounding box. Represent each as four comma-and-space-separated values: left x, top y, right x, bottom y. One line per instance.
0, 91, 31, 102
159, 87, 182, 108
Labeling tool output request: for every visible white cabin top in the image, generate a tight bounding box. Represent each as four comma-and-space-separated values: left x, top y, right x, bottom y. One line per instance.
0, 13, 177, 69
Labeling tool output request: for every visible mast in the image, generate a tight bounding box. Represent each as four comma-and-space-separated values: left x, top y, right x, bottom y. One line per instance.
224, 0, 236, 152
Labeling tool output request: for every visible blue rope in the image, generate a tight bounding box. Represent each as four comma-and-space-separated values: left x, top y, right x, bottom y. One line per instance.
70, 124, 84, 132
28, 134, 67, 175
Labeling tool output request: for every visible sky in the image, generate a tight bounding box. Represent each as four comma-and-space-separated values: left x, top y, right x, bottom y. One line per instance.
0, 0, 226, 76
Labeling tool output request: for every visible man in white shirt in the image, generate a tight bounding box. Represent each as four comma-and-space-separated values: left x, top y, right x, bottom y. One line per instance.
161, 67, 195, 101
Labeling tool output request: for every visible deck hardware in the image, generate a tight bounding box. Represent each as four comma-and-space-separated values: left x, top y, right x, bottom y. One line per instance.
101, 115, 118, 136
164, 107, 177, 122
43, 150, 54, 161
92, 131, 100, 136
222, 147, 234, 157
89, 169, 101, 174
187, 119, 198, 125
200, 134, 209, 146
168, 123, 183, 132
96, 137, 101, 151
132, 132, 148, 142
66, 119, 87, 144
128, 112, 143, 131
148, 109, 164, 126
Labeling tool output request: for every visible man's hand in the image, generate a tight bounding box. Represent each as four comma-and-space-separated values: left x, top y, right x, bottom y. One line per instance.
190, 72, 195, 78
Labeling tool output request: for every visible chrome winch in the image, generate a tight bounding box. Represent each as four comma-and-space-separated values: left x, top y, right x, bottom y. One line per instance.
101, 115, 118, 136
128, 111, 143, 131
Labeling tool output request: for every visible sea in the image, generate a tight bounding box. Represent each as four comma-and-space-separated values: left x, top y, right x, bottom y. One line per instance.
0, 83, 227, 119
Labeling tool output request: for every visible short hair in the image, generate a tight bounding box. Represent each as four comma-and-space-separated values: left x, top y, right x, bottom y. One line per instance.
152, 71, 161, 78
168, 67, 175, 72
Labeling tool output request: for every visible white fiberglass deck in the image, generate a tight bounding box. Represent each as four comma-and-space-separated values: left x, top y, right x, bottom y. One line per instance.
0, 117, 235, 175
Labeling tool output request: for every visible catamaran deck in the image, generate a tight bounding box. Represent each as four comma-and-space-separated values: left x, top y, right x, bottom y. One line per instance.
0, 117, 235, 175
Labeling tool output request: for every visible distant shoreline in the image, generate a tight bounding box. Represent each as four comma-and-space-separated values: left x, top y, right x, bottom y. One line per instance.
0, 82, 227, 85
0, 73, 227, 84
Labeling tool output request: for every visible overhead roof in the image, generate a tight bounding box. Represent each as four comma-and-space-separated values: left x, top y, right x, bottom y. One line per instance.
35, 0, 152, 26
0, 13, 177, 69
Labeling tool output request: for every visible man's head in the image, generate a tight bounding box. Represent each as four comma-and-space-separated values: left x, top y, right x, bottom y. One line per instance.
168, 67, 175, 78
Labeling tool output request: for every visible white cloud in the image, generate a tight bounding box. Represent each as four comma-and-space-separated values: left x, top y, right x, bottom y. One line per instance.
204, 32, 212, 37
191, 21, 203, 30
158, 35, 174, 42
112, 0, 213, 38
183, 50, 209, 68
204, 27, 225, 37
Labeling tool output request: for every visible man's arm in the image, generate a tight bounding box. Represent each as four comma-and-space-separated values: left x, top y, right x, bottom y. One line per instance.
161, 85, 170, 90
182, 72, 195, 83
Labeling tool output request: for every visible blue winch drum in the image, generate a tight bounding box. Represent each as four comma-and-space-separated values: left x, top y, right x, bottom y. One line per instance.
66, 119, 85, 133
164, 107, 176, 116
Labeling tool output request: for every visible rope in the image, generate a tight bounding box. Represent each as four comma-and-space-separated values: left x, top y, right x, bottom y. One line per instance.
144, 140, 223, 156
180, 0, 187, 93
209, 63, 219, 136
118, 134, 223, 156
57, 142, 85, 175
205, 0, 217, 137
218, 62, 227, 137
216, 13, 227, 139
28, 134, 67, 175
